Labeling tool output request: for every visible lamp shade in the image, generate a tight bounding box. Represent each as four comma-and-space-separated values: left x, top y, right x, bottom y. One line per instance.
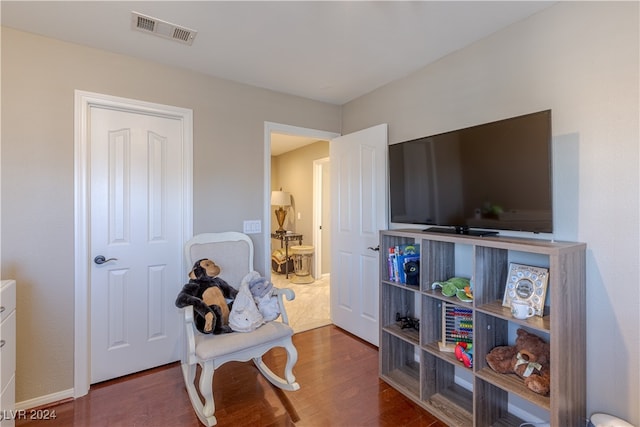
271, 191, 291, 207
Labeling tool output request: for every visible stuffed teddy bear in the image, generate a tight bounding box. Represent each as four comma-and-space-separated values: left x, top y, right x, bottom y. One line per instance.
175, 259, 238, 334
485, 328, 551, 395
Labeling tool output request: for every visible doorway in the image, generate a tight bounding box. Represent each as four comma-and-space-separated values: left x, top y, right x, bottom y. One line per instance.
264, 123, 338, 329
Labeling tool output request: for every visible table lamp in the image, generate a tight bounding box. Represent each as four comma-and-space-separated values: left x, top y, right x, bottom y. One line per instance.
271, 190, 291, 234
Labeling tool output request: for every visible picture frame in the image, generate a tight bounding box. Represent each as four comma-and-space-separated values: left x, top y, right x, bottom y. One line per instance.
502, 263, 549, 317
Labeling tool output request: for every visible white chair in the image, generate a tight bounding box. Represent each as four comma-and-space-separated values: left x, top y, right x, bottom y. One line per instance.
181, 232, 300, 426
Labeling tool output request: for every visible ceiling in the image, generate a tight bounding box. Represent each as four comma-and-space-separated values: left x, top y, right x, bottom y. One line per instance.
1, 1, 555, 154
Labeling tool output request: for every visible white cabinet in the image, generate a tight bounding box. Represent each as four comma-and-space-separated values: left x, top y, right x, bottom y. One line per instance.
0, 280, 16, 427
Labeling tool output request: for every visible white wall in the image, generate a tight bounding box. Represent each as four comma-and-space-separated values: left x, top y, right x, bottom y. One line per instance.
343, 2, 639, 424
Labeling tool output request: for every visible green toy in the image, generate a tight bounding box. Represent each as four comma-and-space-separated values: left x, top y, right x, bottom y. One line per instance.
432, 277, 473, 302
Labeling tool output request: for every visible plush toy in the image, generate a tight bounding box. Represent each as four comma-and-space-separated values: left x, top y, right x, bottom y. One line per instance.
404, 260, 420, 286
175, 259, 238, 334
229, 281, 264, 333
485, 328, 551, 395
455, 342, 473, 368
248, 276, 281, 322
432, 277, 473, 302
237, 271, 281, 322
248, 274, 272, 298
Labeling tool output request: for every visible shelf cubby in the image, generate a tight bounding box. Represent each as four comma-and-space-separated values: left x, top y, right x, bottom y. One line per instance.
380, 331, 420, 397
420, 240, 455, 291
381, 282, 419, 344
422, 350, 473, 427
379, 229, 586, 426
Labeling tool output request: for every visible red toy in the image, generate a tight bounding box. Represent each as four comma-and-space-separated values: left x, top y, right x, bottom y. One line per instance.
455, 342, 473, 368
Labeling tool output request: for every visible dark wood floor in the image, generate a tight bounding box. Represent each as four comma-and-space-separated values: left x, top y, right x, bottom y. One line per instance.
17, 325, 447, 426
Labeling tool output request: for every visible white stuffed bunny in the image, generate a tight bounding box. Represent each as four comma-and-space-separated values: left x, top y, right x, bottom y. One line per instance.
228, 281, 264, 333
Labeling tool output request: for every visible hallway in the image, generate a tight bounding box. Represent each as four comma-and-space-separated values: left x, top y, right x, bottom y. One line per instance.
271, 272, 331, 333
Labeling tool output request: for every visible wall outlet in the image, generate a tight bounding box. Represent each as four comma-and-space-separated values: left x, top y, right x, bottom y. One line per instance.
243, 220, 261, 234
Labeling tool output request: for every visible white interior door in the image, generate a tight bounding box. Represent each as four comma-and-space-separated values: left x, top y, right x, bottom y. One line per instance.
330, 124, 388, 346
89, 106, 184, 383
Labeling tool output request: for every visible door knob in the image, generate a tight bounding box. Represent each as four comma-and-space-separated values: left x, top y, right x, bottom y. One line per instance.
368, 245, 380, 252
94, 255, 118, 265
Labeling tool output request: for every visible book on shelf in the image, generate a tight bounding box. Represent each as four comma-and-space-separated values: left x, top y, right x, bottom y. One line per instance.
387, 243, 420, 284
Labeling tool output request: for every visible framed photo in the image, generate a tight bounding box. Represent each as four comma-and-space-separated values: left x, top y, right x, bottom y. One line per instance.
502, 263, 549, 317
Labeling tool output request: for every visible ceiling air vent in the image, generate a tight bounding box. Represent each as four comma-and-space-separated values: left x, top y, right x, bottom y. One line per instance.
131, 11, 197, 46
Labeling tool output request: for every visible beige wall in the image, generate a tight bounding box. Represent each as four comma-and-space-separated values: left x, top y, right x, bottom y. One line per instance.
0, 27, 341, 403
2, 2, 639, 423
342, 2, 639, 424
271, 141, 330, 275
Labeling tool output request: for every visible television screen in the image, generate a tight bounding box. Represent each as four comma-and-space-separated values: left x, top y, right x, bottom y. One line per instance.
389, 110, 552, 234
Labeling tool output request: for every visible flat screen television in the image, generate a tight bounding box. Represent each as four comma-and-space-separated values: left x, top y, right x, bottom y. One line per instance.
389, 110, 552, 235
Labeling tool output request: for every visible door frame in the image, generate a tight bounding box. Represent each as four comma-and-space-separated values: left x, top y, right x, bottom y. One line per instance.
73, 90, 193, 397
313, 157, 330, 277
263, 122, 339, 277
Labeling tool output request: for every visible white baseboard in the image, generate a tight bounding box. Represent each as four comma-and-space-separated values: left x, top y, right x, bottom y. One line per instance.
16, 388, 74, 410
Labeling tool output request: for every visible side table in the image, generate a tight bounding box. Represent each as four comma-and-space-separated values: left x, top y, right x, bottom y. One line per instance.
271, 232, 303, 278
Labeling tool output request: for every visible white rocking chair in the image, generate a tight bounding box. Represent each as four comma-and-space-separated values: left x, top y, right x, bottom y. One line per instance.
181, 232, 300, 426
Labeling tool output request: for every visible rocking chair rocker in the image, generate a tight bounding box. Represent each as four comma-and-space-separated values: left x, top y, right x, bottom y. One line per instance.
180, 232, 299, 426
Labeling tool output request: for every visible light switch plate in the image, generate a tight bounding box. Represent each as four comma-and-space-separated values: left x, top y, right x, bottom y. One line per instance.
243, 220, 261, 234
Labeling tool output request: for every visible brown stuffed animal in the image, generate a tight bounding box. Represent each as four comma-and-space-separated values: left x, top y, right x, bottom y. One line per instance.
175, 259, 238, 334
485, 328, 551, 395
